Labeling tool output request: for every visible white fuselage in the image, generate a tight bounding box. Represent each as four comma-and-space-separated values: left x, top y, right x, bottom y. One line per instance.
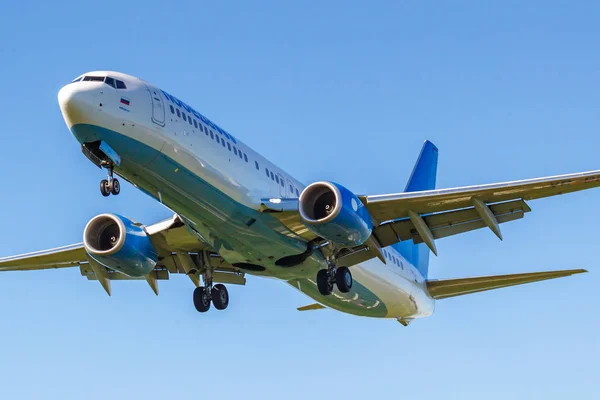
58, 71, 435, 320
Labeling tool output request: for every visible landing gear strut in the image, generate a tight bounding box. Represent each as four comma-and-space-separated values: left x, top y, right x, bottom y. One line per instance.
316, 261, 353, 296
193, 254, 230, 313
100, 165, 120, 197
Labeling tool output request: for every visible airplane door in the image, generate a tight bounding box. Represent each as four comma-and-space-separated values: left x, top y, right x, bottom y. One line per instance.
277, 174, 286, 197
146, 85, 165, 126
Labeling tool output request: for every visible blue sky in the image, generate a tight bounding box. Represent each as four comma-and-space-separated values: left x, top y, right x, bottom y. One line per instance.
1, 1, 599, 398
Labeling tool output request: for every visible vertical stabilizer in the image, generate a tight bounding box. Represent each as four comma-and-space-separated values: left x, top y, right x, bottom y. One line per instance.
404, 140, 438, 192
393, 141, 438, 278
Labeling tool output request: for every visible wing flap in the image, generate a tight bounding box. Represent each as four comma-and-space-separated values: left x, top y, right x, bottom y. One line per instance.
375, 199, 530, 247
426, 269, 587, 300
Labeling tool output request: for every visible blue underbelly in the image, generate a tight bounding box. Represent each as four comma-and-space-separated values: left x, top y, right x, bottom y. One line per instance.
70, 123, 389, 317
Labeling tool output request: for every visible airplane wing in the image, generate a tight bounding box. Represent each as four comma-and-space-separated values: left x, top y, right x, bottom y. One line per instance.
0, 244, 88, 272
426, 269, 587, 300
362, 170, 600, 223
0, 215, 246, 295
264, 169, 600, 265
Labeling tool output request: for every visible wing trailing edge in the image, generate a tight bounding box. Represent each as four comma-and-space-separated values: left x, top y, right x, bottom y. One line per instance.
426, 269, 587, 300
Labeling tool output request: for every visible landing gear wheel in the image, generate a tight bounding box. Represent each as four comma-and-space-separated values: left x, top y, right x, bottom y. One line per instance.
100, 179, 111, 197
317, 269, 334, 296
211, 284, 229, 310
335, 266, 353, 293
193, 286, 211, 313
110, 178, 121, 195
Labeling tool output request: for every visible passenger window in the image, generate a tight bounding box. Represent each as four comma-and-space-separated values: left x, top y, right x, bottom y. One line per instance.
290, 185, 293, 192
244, 154, 248, 162
270, 171, 275, 180
255, 161, 259, 170
227, 143, 232, 151
104, 77, 116, 88
170, 105, 175, 114
116, 80, 126, 89
188, 117, 192, 126
182, 113, 187, 122
238, 151, 243, 160
233, 147, 238, 156
295, 189, 300, 196
199, 125, 204, 133
265, 168, 270, 178
275, 175, 279, 184
210, 131, 214, 139
176, 109, 181, 117
221, 138, 226, 147
193, 120, 198, 128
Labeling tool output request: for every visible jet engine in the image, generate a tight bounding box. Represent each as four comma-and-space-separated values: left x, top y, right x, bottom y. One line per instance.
299, 181, 373, 246
83, 214, 158, 277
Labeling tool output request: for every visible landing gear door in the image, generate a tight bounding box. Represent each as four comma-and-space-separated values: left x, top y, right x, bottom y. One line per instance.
146, 85, 165, 127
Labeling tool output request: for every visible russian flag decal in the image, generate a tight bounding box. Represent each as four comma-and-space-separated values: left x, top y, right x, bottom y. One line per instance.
120, 97, 130, 106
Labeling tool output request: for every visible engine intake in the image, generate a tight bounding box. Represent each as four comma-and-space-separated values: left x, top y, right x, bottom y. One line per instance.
299, 182, 373, 246
84, 214, 126, 255
83, 214, 157, 277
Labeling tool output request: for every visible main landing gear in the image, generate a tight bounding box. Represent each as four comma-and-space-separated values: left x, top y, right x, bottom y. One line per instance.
100, 165, 120, 197
317, 264, 353, 296
193, 266, 230, 313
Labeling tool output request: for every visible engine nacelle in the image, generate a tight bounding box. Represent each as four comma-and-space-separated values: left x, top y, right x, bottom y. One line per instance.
299, 181, 373, 246
83, 214, 158, 277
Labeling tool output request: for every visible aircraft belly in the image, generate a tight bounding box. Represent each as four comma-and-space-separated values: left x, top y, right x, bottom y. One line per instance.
69, 123, 432, 320
71, 123, 164, 166
74, 124, 323, 280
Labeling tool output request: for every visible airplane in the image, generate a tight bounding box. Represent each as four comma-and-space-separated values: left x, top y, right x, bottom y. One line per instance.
0, 70, 596, 324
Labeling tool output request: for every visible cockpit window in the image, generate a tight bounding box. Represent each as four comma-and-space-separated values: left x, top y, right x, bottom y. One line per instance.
83, 76, 105, 82
104, 77, 116, 88
73, 75, 127, 89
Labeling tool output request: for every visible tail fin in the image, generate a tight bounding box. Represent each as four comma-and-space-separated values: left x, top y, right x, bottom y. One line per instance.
404, 140, 438, 192
393, 141, 439, 278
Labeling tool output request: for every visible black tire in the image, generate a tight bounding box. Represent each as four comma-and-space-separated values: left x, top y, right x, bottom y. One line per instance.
317, 269, 333, 296
100, 179, 111, 197
193, 286, 211, 313
211, 284, 229, 310
110, 178, 121, 195
335, 267, 353, 293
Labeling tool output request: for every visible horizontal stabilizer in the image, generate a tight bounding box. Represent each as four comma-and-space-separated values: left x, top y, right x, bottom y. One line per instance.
297, 303, 326, 311
427, 269, 587, 300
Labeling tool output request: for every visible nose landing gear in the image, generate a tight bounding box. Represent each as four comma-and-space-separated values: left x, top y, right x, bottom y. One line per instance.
100, 165, 121, 197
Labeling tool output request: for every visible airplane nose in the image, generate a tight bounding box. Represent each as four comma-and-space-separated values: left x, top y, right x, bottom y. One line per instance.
58, 84, 80, 111
58, 84, 90, 127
